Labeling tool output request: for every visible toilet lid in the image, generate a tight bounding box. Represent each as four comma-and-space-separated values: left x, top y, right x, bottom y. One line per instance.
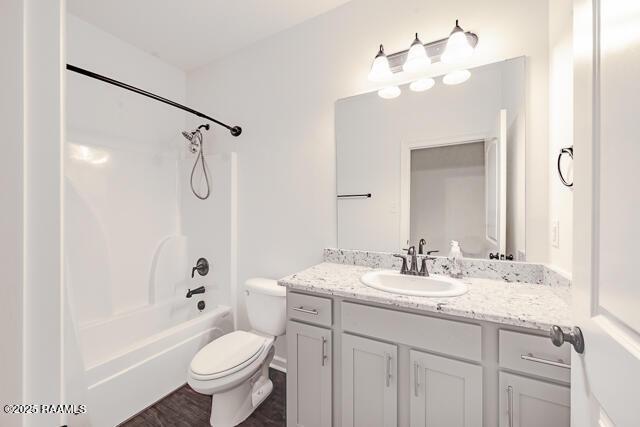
190, 331, 266, 377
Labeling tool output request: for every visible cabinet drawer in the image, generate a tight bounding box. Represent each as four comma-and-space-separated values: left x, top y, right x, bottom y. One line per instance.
287, 292, 332, 327
499, 329, 570, 383
342, 301, 481, 362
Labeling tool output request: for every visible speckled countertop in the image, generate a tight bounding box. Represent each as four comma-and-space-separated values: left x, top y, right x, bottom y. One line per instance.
279, 262, 572, 332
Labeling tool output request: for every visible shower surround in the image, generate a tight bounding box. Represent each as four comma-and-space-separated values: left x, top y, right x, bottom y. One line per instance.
64, 15, 237, 426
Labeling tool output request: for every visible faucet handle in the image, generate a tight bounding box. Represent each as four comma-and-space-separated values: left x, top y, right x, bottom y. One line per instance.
425, 250, 439, 259
404, 246, 416, 256
393, 254, 409, 274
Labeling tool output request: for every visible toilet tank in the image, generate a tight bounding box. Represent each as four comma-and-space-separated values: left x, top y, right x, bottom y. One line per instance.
245, 278, 287, 336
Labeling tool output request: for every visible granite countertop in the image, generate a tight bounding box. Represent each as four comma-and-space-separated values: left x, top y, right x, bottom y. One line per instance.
279, 262, 572, 332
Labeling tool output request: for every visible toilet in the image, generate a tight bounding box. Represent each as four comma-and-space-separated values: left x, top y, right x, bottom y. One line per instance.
187, 278, 286, 427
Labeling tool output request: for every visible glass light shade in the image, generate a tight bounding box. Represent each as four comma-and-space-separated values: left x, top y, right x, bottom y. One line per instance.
402, 34, 431, 73
378, 86, 401, 99
441, 20, 474, 64
368, 45, 393, 82
443, 69, 471, 85
410, 78, 436, 92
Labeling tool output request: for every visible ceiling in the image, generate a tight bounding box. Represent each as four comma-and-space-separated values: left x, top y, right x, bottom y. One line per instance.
67, 0, 352, 71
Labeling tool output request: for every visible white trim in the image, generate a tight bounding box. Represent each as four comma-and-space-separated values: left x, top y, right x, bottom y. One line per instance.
269, 355, 287, 373
399, 133, 489, 248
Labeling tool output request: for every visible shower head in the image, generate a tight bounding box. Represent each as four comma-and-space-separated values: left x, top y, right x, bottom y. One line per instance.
182, 130, 196, 142
182, 124, 210, 142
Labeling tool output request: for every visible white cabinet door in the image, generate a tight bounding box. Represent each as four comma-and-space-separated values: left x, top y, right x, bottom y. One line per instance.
342, 333, 397, 427
498, 372, 569, 427
409, 350, 482, 427
287, 321, 332, 427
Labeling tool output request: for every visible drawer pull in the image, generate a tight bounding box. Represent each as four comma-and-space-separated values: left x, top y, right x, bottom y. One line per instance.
520, 353, 570, 369
292, 306, 319, 315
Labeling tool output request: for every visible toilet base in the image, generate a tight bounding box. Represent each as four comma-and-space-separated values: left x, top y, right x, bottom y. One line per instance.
209, 346, 275, 427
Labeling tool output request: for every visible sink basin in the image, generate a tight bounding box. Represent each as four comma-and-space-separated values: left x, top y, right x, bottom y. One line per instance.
360, 270, 468, 297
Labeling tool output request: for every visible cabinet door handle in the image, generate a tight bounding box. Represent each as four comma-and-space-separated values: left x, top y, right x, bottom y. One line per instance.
385, 354, 392, 387
321, 336, 328, 366
292, 306, 318, 315
414, 363, 420, 397
507, 385, 514, 427
521, 353, 570, 369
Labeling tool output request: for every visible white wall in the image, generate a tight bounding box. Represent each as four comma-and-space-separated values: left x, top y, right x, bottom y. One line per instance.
187, 0, 551, 365
548, 0, 574, 274
0, 1, 24, 425
411, 143, 486, 258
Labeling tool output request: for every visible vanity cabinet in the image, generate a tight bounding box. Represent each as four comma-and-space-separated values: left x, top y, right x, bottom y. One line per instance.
409, 350, 483, 427
498, 372, 570, 427
286, 320, 332, 427
341, 333, 397, 427
285, 290, 570, 427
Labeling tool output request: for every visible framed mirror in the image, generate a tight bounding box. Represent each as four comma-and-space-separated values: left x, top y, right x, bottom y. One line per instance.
336, 57, 526, 261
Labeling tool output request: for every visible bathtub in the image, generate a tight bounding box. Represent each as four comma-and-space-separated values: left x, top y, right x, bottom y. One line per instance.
78, 301, 233, 427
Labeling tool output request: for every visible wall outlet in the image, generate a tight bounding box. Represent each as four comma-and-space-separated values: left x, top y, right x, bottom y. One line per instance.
551, 220, 560, 248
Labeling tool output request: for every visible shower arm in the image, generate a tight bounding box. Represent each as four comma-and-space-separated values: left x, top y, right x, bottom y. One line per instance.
66, 64, 242, 137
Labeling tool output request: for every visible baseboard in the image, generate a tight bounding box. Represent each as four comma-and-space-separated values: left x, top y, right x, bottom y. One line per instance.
270, 355, 287, 373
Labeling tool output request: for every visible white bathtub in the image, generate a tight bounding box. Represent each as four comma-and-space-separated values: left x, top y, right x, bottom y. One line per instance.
78, 301, 233, 427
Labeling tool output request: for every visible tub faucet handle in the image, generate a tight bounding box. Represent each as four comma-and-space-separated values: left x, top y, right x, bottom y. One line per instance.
191, 257, 209, 278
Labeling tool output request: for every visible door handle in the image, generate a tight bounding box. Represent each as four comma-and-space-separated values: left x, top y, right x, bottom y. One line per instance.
385, 354, 392, 387
321, 336, 328, 366
414, 362, 420, 397
550, 325, 585, 354
507, 385, 514, 427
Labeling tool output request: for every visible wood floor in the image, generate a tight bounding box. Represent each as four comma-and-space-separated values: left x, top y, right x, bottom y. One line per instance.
120, 369, 286, 427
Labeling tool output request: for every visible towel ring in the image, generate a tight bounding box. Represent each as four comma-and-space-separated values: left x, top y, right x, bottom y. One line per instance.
557, 146, 573, 187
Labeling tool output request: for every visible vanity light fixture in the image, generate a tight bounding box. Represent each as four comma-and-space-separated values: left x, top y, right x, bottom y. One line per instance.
402, 33, 431, 73
441, 20, 475, 64
378, 86, 401, 99
443, 69, 471, 85
368, 44, 394, 82
409, 78, 436, 92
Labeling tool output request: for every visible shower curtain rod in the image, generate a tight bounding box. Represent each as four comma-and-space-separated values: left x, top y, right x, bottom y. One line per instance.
66, 64, 242, 137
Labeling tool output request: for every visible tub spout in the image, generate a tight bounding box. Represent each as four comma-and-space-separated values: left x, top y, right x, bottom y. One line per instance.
186, 286, 205, 298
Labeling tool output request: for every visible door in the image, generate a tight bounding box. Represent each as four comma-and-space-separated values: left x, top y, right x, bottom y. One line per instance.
341, 333, 397, 427
572, 0, 640, 425
409, 350, 482, 427
286, 321, 332, 427
485, 109, 507, 255
499, 372, 570, 427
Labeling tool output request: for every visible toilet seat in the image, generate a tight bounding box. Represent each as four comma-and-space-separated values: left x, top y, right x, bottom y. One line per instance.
189, 331, 267, 381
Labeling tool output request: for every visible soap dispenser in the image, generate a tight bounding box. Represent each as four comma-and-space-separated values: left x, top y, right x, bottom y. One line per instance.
448, 240, 463, 278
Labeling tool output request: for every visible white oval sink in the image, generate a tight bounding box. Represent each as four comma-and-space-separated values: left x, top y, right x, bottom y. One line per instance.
360, 270, 468, 297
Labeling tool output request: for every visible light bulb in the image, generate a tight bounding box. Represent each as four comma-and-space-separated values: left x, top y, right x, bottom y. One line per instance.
410, 78, 436, 92
368, 44, 393, 82
441, 20, 474, 64
443, 69, 471, 85
378, 86, 401, 99
402, 33, 431, 73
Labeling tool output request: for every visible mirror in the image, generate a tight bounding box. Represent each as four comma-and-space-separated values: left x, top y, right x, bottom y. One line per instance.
336, 57, 526, 261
